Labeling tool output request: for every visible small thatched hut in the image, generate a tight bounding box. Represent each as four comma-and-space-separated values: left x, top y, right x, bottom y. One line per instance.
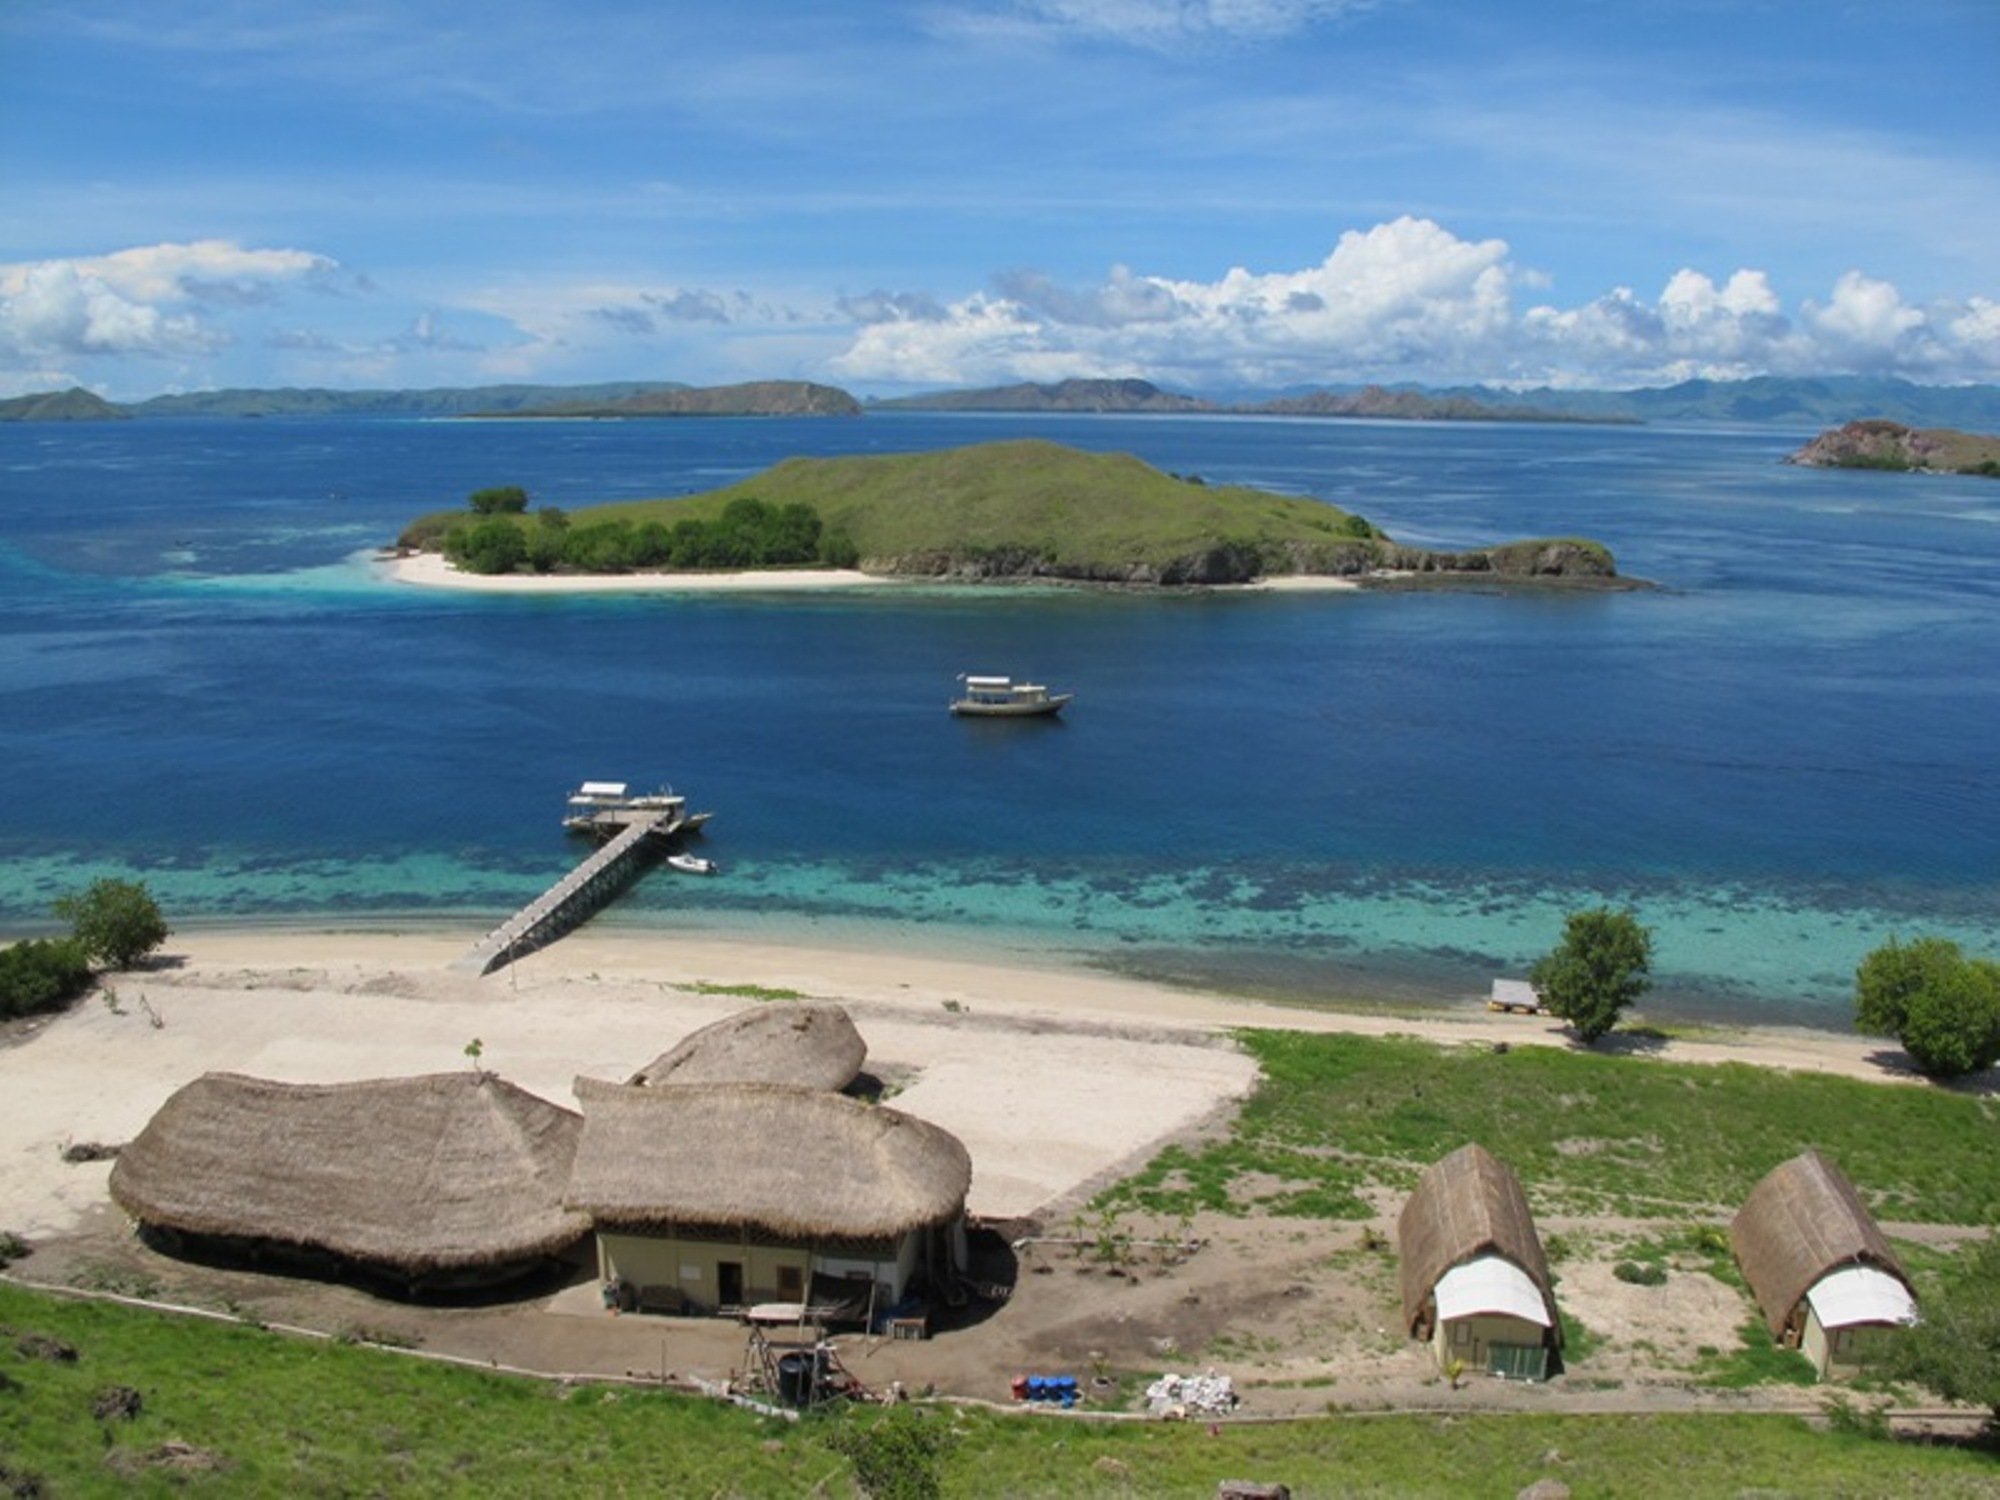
108, 1071, 588, 1292
1730, 1150, 1917, 1380
566, 1078, 970, 1320
1397, 1143, 1561, 1380
628, 1002, 867, 1092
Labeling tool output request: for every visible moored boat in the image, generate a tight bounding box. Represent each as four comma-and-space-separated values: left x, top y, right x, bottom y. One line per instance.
563, 781, 712, 835
949, 674, 1072, 718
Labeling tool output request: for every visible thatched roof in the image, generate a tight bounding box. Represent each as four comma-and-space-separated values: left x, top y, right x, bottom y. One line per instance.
108, 1071, 588, 1273
629, 1003, 867, 1092
1397, 1143, 1558, 1336
1730, 1150, 1912, 1337
565, 1078, 970, 1240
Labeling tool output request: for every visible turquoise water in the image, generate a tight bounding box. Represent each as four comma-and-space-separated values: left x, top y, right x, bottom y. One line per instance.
1, 414, 1995, 1025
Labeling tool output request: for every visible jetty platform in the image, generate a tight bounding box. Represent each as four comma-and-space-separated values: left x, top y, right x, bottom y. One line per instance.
451, 802, 690, 977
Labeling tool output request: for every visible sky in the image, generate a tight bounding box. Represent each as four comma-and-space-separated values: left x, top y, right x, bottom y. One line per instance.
3, 0, 1998, 400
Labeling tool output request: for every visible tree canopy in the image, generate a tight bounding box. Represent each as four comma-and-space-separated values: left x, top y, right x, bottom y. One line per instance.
52, 877, 170, 970
467, 485, 529, 515
1528, 907, 1653, 1045
441, 495, 836, 576
1854, 935, 2000, 1079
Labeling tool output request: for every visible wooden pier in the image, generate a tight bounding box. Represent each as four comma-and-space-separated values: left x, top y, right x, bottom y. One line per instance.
451, 807, 685, 977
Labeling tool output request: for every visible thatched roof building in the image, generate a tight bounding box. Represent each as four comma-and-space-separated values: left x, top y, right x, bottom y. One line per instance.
629, 1003, 867, 1092
1730, 1150, 1913, 1340
109, 1071, 588, 1283
566, 1078, 969, 1240
1397, 1142, 1559, 1339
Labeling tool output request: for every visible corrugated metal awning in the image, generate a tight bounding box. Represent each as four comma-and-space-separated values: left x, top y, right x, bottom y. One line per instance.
1435, 1253, 1552, 1327
1806, 1266, 1917, 1329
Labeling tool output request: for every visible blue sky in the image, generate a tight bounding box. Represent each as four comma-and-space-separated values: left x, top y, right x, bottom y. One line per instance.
4, 0, 1997, 398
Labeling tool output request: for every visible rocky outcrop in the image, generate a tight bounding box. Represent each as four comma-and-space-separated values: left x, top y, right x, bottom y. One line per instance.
1786, 418, 2000, 476
1786, 419, 1940, 471
866, 537, 1620, 587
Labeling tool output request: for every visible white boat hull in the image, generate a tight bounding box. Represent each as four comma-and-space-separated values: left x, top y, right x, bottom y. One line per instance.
950, 694, 1072, 717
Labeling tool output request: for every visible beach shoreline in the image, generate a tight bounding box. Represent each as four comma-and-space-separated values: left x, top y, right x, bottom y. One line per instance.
377, 549, 1378, 594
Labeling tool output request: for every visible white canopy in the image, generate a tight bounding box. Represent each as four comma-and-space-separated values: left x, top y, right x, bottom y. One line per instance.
1807, 1266, 1917, 1330
577, 781, 627, 798
1434, 1253, 1552, 1328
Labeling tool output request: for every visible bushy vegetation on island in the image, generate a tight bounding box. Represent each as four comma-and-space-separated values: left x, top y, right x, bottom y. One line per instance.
1855, 935, 2000, 1079
426, 493, 856, 576
397, 439, 1617, 586
0, 878, 169, 1019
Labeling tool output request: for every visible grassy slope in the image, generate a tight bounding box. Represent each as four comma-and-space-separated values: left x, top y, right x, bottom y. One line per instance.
578, 439, 1385, 570
1104, 1031, 2000, 1224
4, 1283, 1995, 1498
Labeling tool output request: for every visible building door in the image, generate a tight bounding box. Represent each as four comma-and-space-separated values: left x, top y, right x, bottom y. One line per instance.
718, 1261, 744, 1307
777, 1265, 804, 1302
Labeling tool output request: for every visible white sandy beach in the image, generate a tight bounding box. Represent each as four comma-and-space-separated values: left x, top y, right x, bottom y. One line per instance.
380, 550, 1384, 594
381, 550, 894, 593
0, 924, 1919, 1247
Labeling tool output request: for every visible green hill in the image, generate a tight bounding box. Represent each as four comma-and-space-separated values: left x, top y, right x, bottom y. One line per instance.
0, 387, 127, 422
402, 439, 1620, 586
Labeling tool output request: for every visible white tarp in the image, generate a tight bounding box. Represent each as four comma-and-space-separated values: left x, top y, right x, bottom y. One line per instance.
1807, 1266, 1917, 1330
577, 781, 627, 798
1435, 1254, 1552, 1328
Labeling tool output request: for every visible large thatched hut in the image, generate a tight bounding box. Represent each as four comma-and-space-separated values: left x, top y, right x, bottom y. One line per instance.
1397, 1143, 1561, 1380
628, 1002, 867, 1092
566, 1078, 970, 1321
108, 1071, 588, 1293
1730, 1150, 1917, 1380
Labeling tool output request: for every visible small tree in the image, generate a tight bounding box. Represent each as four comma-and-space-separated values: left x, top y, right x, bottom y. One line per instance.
1854, 936, 2000, 1079
1529, 906, 1652, 1044
467, 485, 529, 515
53, 878, 169, 970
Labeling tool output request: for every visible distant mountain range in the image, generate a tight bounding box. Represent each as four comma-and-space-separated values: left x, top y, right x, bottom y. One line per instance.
872, 378, 1607, 423
7, 373, 2000, 429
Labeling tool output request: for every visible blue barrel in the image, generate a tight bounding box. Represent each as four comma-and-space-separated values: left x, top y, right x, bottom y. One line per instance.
1027, 1376, 1048, 1401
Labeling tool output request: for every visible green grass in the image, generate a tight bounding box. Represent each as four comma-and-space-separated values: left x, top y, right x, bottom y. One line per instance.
676, 981, 808, 1002
2, 1284, 1994, 1497
1692, 1319, 1819, 1389
1099, 1031, 2000, 1224
584, 439, 1387, 573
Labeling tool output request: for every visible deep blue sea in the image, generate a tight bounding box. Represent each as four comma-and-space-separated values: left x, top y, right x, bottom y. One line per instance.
2, 413, 1995, 1026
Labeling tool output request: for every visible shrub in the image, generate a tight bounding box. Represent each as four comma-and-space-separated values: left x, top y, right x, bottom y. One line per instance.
0, 937, 94, 1019
446, 516, 529, 575
1613, 1260, 1667, 1286
819, 1405, 957, 1500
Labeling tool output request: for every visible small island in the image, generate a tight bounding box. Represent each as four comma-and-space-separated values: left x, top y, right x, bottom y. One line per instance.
395, 438, 1628, 588
1786, 419, 2000, 477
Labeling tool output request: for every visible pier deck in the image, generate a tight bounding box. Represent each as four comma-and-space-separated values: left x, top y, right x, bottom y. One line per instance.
451, 808, 683, 977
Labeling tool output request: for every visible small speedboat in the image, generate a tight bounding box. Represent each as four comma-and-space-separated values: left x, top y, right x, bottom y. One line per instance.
950, 674, 1072, 717
666, 852, 717, 876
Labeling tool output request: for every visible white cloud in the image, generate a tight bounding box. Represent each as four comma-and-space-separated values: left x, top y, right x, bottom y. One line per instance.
0, 241, 340, 364
831, 218, 2000, 390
